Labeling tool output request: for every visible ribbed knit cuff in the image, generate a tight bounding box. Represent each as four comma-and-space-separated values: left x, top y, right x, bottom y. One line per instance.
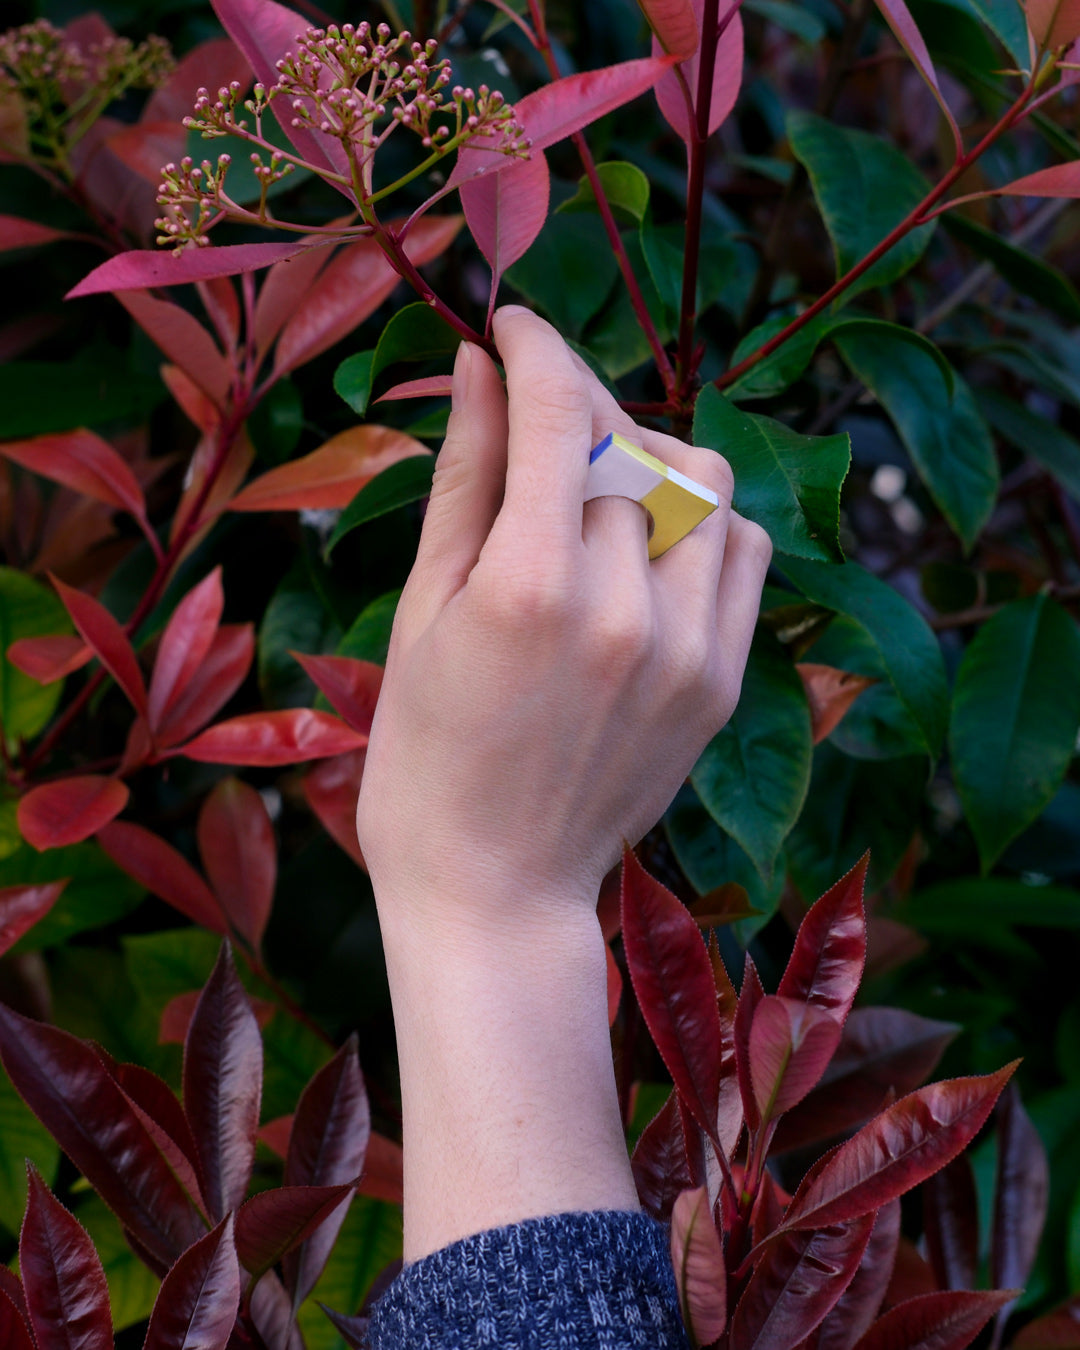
366, 1209, 690, 1350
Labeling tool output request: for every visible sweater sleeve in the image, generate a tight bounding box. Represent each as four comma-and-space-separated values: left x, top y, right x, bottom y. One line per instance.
365, 1209, 691, 1350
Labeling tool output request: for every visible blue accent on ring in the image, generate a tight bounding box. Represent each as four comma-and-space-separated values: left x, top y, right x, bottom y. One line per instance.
589, 432, 614, 463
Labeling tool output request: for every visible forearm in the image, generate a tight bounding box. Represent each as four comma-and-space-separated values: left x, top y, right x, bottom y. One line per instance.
379, 899, 638, 1262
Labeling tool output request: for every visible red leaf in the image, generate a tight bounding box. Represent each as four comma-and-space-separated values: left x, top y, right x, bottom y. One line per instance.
777, 854, 868, 1027
0, 881, 66, 955
730, 1214, 876, 1350
654, 4, 743, 145
357, 1131, 404, 1206
290, 653, 382, 735
735, 953, 766, 1133
606, 942, 623, 1027
253, 241, 335, 357
0, 1289, 34, 1350
148, 568, 225, 734
155, 623, 254, 749
0, 429, 150, 529
632, 1092, 694, 1223
143, 1214, 240, 1350
620, 846, 725, 1146
375, 374, 454, 402
885, 1239, 938, 1308
114, 291, 232, 409
995, 162, 1080, 198
1026, 0, 1080, 49
229, 426, 432, 512
96, 820, 226, 933
991, 1083, 1048, 1318
782, 1063, 1018, 1231
160, 989, 274, 1045
67, 240, 321, 298
797, 664, 877, 745
272, 216, 462, 377
708, 931, 743, 1158
180, 709, 368, 765
283, 1035, 369, 1303
853, 1290, 1016, 1350
161, 365, 220, 435
817, 1200, 902, 1350
196, 778, 275, 954
771, 1007, 958, 1155
0, 1005, 205, 1267
259, 1114, 293, 1159
7, 635, 91, 684
671, 1187, 727, 1346
18, 777, 129, 850
50, 575, 147, 714
461, 151, 551, 293
870, 0, 961, 147
749, 996, 843, 1122
640, 0, 701, 58
1014, 1297, 1080, 1350
144, 37, 252, 125
20, 1167, 112, 1350
234, 1182, 355, 1280
923, 1156, 979, 1292
303, 749, 367, 868
0, 215, 68, 251
183, 944, 263, 1221
208, 0, 351, 186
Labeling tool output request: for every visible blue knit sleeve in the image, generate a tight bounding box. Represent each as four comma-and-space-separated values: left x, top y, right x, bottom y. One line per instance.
365, 1209, 690, 1350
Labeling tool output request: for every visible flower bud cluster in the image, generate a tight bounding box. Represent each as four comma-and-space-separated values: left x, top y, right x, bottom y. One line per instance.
155, 154, 233, 249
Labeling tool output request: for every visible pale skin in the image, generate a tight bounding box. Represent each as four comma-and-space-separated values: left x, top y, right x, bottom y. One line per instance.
356, 306, 772, 1262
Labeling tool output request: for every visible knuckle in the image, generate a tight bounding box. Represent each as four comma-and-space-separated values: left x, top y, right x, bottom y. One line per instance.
739, 517, 774, 567
474, 551, 579, 629
590, 594, 656, 671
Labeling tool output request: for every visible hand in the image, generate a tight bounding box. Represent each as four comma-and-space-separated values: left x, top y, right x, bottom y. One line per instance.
356, 306, 771, 937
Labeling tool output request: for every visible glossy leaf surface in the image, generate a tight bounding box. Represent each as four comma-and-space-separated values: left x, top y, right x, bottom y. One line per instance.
155, 624, 255, 749
196, 777, 275, 954
142, 1214, 240, 1350
0, 430, 149, 529
460, 150, 551, 293
147, 568, 224, 734
325, 456, 437, 555
853, 1290, 1014, 1350
640, 0, 700, 57
777, 853, 867, 1024
0, 880, 66, 954
18, 776, 129, 850
750, 996, 843, 1121
631, 1091, 694, 1222
235, 1182, 355, 1279
96, 821, 226, 933
0, 1290, 34, 1350
818, 1200, 902, 1350
21, 1168, 112, 1350
68, 240, 318, 297
670, 1187, 726, 1346
179, 709, 367, 765
654, 4, 743, 142
290, 654, 382, 735
923, 1157, 979, 1292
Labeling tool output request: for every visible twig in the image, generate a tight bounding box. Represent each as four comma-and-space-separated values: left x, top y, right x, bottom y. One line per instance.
929, 582, 1080, 629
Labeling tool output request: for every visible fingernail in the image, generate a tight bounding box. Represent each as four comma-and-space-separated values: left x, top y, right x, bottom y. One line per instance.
451, 341, 473, 413
495, 304, 531, 319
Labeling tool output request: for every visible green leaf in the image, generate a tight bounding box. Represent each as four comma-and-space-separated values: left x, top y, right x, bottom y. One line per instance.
744, 0, 827, 40
834, 324, 997, 552
0, 567, 72, 746
640, 220, 736, 324
248, 377, 304, 465
557, 160, 651, 224
943, 214, 1080, 323
724, 313, 829, 400
895, 877, 1080, 931
185, 116, 310, 205
778, 557, 949, 759
124, 927, 222, 1028
787, 111, 935, 301
261, 1010, 331, 1121
694, 386, 850, 563
337, 590, 401, 665
980, 388, 1080, 502
3, 837, 144, 951
259, 559, 341, 709
584, 233, 670, 379
326, 457, 436, 557
0, 360, 163, 438
690, 630, 812, 877
50, 945, 163, 1072
371, 304, 459, 386
505, 213, 619, 339
76, 1194, 160, 1329
297, 1197, 403, 1346
0, 1069, 58, 1236
933, 0, 1030, 66
334, 350, 375, 417
949, 593, 1080, 871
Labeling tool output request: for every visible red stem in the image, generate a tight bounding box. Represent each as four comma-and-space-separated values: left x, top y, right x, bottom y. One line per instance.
715, 78, 1036, 392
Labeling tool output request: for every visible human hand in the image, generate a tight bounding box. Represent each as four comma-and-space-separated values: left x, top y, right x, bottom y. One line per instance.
356, 306, 771, 938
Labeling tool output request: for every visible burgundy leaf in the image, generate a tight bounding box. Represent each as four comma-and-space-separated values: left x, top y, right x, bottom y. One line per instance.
884, 1239, 938, 1309
0, 881, 66, 955
923, 1156, 979, 1293
0, 1268, 29, 1329
196, 778, 276, 955
49, 575, 147, 714
143, 1214, 241, 1350
606, 942, 623, 1027
96, 820, 226, 933
654, 2, 743, 145
708, 932, 743, 1159
160, 989, 275, 1045
290, 653, 383, 735
115, 291, 232, 408
0, 215, 68, 251
782, 1063, 1017, 1231
283, 1034, 370, 1304
67, 240, 319, 298
234, 1182, 355, 1280
229, 427, 431, 512
155, 623, 255, 749
248, 1271, 306, 1350
20, 1167, 112, 1350
631, 1091, 693, 1222
777, 853, 867, 1027
302, 749, 367, 868
751, 1170, 790, 1249
0, 1005, 205, 1266
1013, 1297, 1080, 1350
319, 1306, 369, 1349
0, 1289, 35, 1350
736, 953, 766, 1133
670, 1187, 727, 1347
0, 429, 150, 529
620, 845, 724, 1146
18, 777, 129, 850
870, 0, 961, 148
817, 1200, 902, 1350
772, 1008, 958, 1154
183, 943, 263, 1221
179, 709, 368, 765
853, 1290, 1016, 1350
640, 0, 701, 58
991, 1083, 1049, 1323
104, 1057, 207, 1218
7, 635, 92, 684
749, 996, 843, 1123
730, 1213, 876, 1350
148, 568, 225, 734
460, 150, 550, 297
